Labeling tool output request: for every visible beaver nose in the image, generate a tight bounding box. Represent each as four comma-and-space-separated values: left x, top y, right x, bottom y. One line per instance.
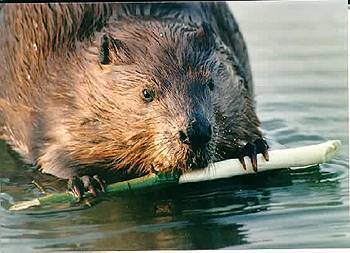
179, 119, 212, 148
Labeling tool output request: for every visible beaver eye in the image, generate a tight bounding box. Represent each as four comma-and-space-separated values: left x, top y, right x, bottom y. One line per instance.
142, 89, 154, 102
207, 79, 214, 91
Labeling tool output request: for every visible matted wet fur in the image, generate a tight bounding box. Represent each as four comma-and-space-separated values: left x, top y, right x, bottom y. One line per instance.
0, 3, 268, 192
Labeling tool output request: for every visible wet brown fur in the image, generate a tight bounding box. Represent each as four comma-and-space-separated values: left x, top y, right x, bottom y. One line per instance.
0, 3, 262, 180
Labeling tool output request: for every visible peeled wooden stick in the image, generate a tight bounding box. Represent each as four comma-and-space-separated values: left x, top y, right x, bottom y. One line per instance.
9, 140, 341, 211
179, 140, 341, 183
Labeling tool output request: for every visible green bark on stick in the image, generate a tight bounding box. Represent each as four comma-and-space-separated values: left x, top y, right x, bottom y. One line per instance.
9, 172, 180, 211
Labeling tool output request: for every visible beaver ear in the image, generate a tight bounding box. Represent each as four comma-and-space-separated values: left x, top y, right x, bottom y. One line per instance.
99, 33, 133, 65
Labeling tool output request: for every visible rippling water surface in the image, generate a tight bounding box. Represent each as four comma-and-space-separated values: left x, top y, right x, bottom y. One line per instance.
0, 1, 348, 250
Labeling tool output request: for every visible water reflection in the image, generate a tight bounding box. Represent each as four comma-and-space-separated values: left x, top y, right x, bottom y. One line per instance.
1, 157, 345, 250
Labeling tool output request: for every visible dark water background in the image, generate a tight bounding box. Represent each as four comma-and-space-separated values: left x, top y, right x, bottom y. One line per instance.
0, 1, 349, 251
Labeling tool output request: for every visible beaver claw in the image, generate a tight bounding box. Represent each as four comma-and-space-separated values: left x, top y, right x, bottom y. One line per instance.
238, 138, 269, 172
68, 175, 106, 199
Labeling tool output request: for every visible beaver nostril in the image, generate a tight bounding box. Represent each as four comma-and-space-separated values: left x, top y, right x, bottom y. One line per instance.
186, 120, 212, 148
179, 130, 189, 144
200, 124, 212, 143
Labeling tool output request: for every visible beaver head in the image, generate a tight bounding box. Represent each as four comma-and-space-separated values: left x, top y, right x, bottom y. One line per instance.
62, 18, 249, 175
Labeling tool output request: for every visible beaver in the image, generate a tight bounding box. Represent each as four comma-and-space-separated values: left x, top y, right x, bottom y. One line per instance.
0, 3, 269, 197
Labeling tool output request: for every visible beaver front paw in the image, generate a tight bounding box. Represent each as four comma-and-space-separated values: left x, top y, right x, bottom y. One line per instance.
238, 138, 269, 172
68, 175, 106, 199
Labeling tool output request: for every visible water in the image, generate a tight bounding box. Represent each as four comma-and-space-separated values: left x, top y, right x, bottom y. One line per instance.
0, 1, 349, 251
